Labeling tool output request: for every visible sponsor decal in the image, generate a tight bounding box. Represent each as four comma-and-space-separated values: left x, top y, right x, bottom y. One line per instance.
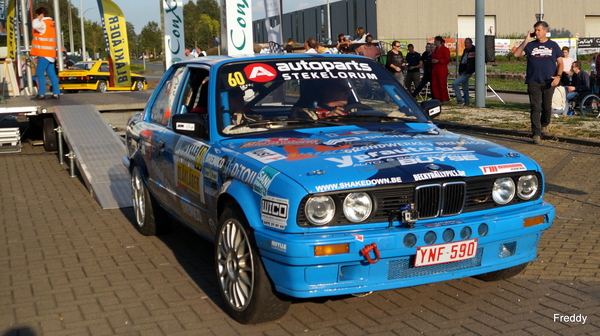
479, 163, 526, 175
352, 234, 364, 242
194, 146, 209, 170
241, 138, 321, 148
177, 162, 201, 194
245, 148, 287, 163
204, 153, 258, 185
175, 139, 207, 164
315, 177, 402, 192
181, 201, 202, 222
423, 220, 464, 228
270, 240, 287, 253
326, 151, 478, 168
244, 63, 277, 83
275, 60, 377, 81
204, 185, 219, 197
175, 122, 195, 131
413, 170, 466, 181
209, 218, 217, 234
261, 196, 289, 229
253, 166, 279, 196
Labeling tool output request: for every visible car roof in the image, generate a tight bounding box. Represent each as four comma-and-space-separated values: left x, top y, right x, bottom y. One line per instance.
176, 53, 372, 67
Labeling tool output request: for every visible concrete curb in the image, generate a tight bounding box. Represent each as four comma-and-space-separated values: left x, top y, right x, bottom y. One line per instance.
436, 121, 600, 148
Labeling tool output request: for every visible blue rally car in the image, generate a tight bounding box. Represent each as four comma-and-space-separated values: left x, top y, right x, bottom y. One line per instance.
124, 54, 555, 324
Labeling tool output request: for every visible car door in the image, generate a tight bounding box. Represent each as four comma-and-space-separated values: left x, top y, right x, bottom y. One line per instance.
142, 65, 187, 212
166, 67, 213, 236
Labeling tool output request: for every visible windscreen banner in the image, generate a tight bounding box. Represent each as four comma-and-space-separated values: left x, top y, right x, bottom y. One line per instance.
97, 0, 131, 88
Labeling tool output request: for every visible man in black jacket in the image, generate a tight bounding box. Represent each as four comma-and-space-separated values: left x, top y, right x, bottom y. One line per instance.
411, 43, 434, 98
452, 38, 476, 106
563, 61, 591, 115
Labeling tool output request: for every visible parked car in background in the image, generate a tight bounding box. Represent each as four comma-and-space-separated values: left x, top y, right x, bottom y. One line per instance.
58, 61, 147, 93
124, 54, 555, 324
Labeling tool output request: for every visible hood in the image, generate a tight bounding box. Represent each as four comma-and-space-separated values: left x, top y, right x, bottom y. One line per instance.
222, 123, 539, 193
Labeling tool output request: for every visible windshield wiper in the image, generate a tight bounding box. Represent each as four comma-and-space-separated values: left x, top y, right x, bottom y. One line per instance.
322, 114, 418, 122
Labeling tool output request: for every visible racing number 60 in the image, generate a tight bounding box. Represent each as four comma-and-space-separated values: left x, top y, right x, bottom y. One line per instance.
450, 241, 476, 258
228, 72, 245, 86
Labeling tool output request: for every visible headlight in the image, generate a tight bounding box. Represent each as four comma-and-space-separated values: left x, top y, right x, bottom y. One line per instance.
517, 175, 539, 200
343, 192, 373, 222
492, 177, 515, 204
305, 196, 335, 225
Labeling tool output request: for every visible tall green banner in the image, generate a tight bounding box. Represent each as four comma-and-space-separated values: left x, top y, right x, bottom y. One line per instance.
97, 0, 131, 88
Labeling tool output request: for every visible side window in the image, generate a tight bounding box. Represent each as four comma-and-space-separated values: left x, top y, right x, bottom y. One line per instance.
148, 66, 186, 126
179, 68, 210, 114
99, 63, 109, 72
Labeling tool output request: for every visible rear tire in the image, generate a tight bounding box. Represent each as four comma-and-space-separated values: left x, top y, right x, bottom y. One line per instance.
131, 166, 170, 236
474, 263, 528, 282
579, 94, 600, 118
215, 205, 290, 324
42, 117, 57, 152
96, 80, 107, 93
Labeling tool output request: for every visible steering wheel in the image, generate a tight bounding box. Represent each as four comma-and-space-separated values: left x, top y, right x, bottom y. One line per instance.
343, 103, 373, 113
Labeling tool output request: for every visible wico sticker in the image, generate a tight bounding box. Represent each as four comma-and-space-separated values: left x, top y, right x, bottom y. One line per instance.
243, 63, 277, 83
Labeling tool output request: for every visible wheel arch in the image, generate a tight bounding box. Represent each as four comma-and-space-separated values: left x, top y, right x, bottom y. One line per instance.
217, 180, 262, 230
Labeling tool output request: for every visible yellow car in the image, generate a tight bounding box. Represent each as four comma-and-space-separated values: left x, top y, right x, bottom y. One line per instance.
58, 61, 147, 93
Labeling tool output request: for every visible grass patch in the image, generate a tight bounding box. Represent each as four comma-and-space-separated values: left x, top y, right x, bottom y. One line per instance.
485, 100, 529, 111
486, 78, 527, 91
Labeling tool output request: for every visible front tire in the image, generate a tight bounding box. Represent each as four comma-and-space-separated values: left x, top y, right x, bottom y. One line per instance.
215, 206, 290, 324
133, 80, 144, 91
474, 263, 528, 282
131, 166, 169, 236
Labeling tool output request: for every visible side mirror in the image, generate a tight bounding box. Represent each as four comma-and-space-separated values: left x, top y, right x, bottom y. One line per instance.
172, 113, 209, 139
420, 100, 442, 119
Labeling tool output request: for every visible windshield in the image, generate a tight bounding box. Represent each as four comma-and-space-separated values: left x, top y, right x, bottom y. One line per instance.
217, 58, 429, 135
70, 62, 94, 71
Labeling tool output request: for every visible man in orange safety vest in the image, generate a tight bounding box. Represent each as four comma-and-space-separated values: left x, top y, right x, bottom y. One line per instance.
31, 6, 60, 100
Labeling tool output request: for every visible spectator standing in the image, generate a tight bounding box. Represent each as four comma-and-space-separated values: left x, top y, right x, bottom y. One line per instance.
560, 46, 574, 86
513, 21, 563, 144
184, 48, 195, 59
385, 41, 405, 87
284, 38, 294, 53
31, 6, 60, 100
405, 43, 422, 94
304, 38, 318, 53
196, 47, 206, 57
431, 36, 451, 102
561, 61, 591, 115
412, 43, 434, 98
452, 38, 476, 106
355, 35, 380, 60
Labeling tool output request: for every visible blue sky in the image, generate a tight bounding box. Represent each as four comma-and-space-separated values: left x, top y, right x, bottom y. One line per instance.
77, 0, 331, 34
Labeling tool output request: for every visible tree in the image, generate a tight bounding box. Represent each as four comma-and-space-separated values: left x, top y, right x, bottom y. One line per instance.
183, 0, 220, 49
84, 19, 105, 59
126, 21, 137, 56
138, 21, 162, 55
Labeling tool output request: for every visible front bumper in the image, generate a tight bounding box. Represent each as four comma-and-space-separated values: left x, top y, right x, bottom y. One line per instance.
254, 202, 554, 298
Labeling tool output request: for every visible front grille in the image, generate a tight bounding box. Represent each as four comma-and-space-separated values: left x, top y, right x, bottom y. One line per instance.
297, 172, 542, 227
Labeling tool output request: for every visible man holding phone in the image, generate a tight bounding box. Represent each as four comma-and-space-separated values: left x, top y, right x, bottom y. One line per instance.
513, 21, 563, 144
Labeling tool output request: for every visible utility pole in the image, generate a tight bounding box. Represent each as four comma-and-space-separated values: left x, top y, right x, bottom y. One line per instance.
474, 0, 485, 108
68, 0, 74, 53
53, 0, 64, 71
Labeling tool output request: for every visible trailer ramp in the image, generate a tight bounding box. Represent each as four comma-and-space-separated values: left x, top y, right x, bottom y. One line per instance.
53, 105, 132, 209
